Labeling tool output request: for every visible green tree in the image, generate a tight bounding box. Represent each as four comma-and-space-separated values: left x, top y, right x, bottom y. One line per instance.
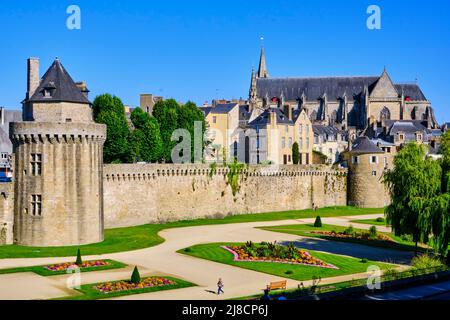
131, 266, 141, 284
75, 249, 82, 266
153, 99, 179, 162
314, 216, 322, 228
440, 130, 450, 191
177, 101, 206, 162
383, 143, 442, 255
129, 108, 163, 163
292, 142, 300, 165
93, 94, 130, 163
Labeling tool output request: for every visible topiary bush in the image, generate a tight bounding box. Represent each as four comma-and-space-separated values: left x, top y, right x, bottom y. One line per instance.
131, 266, 141, 284
314, 216, 322, 228
376, 217, 385, 223
369, 226, 378, 239
75, 249, 82, 266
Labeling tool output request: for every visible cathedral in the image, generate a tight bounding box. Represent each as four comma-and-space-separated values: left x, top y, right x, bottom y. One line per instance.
248, 48, 438, 132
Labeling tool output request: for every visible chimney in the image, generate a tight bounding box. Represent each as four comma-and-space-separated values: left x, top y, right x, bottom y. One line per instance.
27, 58, 40, 99
76, 81, 90, 99
287, 105, 293, 121
270, 109, 277, 126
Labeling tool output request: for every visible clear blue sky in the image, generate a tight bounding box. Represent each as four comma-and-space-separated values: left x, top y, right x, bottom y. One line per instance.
0, 0, 449, 122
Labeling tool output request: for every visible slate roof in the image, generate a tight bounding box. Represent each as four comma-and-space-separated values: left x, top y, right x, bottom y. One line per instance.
239, 105, 251, 121
256, 77, 428, 102
27, 59, 90, 104
394, 84, 427, 101
313, 125, 347, 138
349, 136, 384, 154
248, 108, 292, 128
208, 103, 239, 114
256, 76, 379, 102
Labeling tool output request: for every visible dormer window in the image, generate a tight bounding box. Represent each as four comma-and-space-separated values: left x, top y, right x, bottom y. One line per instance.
42, 81, 56, 98
416, 132, 423, 142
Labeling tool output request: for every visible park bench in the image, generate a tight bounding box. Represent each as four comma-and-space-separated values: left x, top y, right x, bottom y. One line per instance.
267, 280, 287, 291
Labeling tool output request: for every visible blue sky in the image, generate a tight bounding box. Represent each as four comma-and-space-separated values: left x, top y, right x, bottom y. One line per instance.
0, 0, 449, 122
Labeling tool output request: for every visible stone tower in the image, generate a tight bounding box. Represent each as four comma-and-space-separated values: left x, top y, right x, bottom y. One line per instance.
10, 58, 106, 247
345, 137, 390, 208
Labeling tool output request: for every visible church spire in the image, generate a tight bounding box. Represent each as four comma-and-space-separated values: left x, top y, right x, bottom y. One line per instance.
257, 47, 269, 78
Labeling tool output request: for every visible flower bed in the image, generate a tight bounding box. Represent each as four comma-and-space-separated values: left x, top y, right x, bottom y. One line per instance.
94, 277, 177, 294
309, 230, 395, 244
45, 260, 110, 272
222, 243, 338, 269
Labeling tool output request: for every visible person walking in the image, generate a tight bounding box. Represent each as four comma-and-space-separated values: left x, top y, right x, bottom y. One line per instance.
217, 278, 224, 295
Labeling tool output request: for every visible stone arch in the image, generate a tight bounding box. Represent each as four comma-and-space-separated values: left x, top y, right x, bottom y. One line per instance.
379, 107, 391, 122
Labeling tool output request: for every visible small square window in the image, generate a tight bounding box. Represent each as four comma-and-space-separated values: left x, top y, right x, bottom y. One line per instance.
213, 116, 217, 124
372, 171, 377, 176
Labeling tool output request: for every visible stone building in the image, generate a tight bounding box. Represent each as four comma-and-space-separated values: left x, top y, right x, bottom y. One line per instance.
249, 48, 438, 131
9, 58, 106, 247
345, 137, 393, 208
313, 125, 348, 164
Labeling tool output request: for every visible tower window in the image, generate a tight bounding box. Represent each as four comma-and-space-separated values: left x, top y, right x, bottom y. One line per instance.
352, 156, 359, 164
372, 171, 377, 176
31, 194, 42, 216
370, 156, 378, 164
31, 153, 42, 176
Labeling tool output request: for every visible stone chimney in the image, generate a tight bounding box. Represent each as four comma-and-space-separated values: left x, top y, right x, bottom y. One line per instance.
27, 58, 40, 99
76, 81, 89, 99
288, 105, 293, 121
270, 109, 277, 126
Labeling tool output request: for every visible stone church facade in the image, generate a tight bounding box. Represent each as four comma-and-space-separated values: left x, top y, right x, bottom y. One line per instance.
249, 48, 438, 132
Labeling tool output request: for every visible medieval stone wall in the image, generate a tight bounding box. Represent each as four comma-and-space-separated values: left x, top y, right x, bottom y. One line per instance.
103, 164, 347, 228
0, 183, 14, 245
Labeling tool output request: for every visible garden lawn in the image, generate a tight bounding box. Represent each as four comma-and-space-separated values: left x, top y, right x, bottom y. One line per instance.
258, 224, 425, 252
55, 276, 195, 300
0, 206, 382, 259
351, 218, 390, 226
178, 243, 393, 282
0, 259, 127, 276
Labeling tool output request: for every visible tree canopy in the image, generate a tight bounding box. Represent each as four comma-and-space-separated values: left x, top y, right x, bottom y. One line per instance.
153, 99, 179, 162
93, 94, 130, 164
384, 141, 450, 257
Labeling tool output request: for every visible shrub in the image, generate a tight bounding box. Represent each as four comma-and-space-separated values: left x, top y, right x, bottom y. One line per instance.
314, 216, 322, 228
184, 248, 192, 253
131, 266, 141, 284
360, 258, 369, 263
285, 270, 294, 275
344, 225, 354, 236
75, 249, 82, 266
369, 226, 378, 239
376, 217, 385, 223
411, 254, 444, 270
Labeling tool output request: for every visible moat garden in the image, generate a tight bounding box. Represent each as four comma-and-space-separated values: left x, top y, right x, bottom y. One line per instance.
0, 206, 447, 300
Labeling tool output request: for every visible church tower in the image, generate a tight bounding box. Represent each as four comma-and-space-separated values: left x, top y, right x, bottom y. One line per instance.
10, 58, 106, 246
257, 47, 269, 79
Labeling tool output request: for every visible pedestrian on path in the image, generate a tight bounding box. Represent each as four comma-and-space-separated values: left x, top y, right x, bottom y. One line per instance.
217, 278, 224, 295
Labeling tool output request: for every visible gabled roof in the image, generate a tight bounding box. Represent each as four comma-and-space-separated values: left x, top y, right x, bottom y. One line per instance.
208, 103, 239, 114
27, 59, 90, 104
349, 136, 384, 154
313, 125, 346, 137
248, 108, 293, 128
256, 76, 379, 102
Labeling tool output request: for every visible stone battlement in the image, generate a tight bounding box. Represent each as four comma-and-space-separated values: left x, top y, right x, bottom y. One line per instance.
104, 164, 347, 182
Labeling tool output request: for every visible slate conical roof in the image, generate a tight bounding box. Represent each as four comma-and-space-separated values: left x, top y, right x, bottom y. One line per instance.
349, 136, 384, 154
27, 58, 90, 104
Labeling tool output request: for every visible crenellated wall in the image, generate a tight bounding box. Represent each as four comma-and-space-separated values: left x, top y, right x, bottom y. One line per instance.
0, 183, 14, 245
103, 164, 347, 228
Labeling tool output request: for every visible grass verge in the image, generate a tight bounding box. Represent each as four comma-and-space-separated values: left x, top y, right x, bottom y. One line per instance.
351, 218, 390, 226
55, 276, 195, 300
0, 259, 127, 276
258, 224, 426, 252
0, 206, 382, 259
178, 242, 393, 282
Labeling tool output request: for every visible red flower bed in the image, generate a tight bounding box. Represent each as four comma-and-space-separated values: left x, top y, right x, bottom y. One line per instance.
45, 260, 110, 272
223, 245, 337, 269
94, 277, 176, 294
310, 231, 395, 243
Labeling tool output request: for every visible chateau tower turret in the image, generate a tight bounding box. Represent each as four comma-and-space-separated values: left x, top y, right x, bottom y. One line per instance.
10, 58, 106, 246
345, 137, 390, 208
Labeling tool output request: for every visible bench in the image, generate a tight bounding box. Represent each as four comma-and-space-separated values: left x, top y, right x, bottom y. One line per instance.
267, 280, 287, 291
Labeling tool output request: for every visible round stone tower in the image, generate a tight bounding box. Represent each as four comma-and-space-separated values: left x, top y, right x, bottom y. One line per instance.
10, 58, 106, 247
346, 136, 389, 208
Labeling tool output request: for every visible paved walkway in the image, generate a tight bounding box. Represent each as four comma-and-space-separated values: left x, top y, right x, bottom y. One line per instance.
0, 213, 411, 300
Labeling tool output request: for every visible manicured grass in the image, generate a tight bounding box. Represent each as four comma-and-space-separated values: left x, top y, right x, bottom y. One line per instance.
351, 218, 390, 226
55, 276, 195, 300
0, 259, 127, 276
0, 206, 382, 259
258, 224, 425, 252
179, 242, 393, 282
